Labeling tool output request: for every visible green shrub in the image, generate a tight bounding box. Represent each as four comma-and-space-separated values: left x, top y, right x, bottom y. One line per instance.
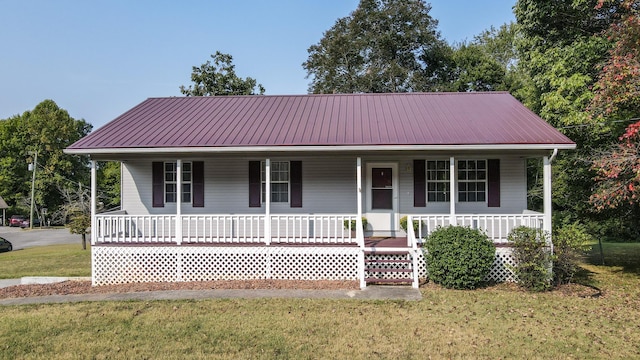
508, 226, 552, 292
425, 226, 495, 289
553, 222, 592, 285
343, 217, 368, 231
399, 216, 421, 233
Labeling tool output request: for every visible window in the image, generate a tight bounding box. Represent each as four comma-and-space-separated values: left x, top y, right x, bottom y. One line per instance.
164, 162, 192, 203
458, 160, 486, 202
262, 161, 289, 203
426, 160, 450, 202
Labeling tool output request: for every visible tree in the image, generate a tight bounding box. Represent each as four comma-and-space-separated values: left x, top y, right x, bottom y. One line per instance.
512, 0, 635, 239
449, 43, 508, 92
589, 0, 640, 122
303, 0, 451, 93
69, 212, 91, 250
98, 161, 121, 210
0, 100, 92, 218
447, 23, 529, 94
591, 122, 640, 210
58, 183, 91, 250
179, 51, 265, 96
590, 0, 640, 212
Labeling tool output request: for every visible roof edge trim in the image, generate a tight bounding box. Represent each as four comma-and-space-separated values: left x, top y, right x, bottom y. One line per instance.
65, 143, 577, 155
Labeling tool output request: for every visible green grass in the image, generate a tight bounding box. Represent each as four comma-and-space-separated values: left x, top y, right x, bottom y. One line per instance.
0, 244, 91, 279
0, 243, 639, 358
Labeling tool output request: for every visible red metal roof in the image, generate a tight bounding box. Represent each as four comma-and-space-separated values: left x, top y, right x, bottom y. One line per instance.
67, 92, 574, 152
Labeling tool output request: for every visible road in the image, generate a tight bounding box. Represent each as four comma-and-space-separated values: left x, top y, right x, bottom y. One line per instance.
0, 226, 81, 250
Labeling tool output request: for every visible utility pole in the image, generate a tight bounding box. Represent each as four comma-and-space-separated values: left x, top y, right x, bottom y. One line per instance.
29, 150, 38, 230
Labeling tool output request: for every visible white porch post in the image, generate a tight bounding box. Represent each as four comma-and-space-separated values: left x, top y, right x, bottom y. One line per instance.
356, 157, 363, 246
90, 160, 97, 246
176, 159, 182, 245
543, 155, 552, 238
265, 159, 271, 245
449, 156, 456, 225
356, 157, 366, 289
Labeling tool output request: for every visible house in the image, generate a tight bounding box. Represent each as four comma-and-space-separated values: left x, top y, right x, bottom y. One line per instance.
0, 195, 7, 226
65, 92, 575, 288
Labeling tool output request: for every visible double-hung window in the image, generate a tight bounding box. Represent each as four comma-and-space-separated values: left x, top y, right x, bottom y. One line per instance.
164, 161, 192, 203
426, 160, 450, 202
261, 161, 289, 203
458, 160, 486, 202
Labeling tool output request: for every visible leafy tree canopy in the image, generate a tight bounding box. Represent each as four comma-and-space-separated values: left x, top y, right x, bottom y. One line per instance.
590, 0, 640, 213
303, 0, 451, 93
0, 100, 92, 216
513, 0, 638, 239
180, 51, 265, 96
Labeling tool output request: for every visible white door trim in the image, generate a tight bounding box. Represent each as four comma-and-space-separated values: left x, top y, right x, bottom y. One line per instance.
365, 162, 399, 235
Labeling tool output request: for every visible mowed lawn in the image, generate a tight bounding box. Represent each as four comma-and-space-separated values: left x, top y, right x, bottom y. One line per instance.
0, 244, 639, 359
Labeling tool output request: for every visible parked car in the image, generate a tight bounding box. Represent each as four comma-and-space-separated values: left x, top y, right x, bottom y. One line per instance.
9, 215, 26, 227
0, 237, 12, 252
20, 218, 41, 228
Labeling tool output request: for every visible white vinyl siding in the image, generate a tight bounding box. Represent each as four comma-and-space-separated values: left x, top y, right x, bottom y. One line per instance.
119, 155, 528, 216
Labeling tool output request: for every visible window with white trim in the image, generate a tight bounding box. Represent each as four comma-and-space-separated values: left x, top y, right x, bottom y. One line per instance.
261, 161, 289, 203
164, 162, 192, 203
427, 160, 450, 202
458, 160, 486, 202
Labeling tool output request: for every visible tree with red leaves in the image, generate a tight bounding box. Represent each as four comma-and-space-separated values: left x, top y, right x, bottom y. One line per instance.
590, 0, 640, 210
591, 122, 640, 209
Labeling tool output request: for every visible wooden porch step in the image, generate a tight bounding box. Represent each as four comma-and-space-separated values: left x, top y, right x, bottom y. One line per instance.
365, 278, 413, 284
367, 268, 412, 273
364, 249, 411, 255
365, 259, 411, 264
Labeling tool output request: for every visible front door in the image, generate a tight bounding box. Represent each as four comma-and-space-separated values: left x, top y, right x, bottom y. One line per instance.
366, 163, 398, 236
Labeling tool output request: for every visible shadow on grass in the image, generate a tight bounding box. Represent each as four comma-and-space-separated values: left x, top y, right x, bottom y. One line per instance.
585, 242, 640, 275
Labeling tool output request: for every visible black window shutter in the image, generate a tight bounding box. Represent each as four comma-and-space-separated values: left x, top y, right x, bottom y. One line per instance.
192, 161, 205, 207
152, 162, 164, 208
248, 161, 261, 207
290, 161, 302, 208
413, 160, 426, 207
488, 159, 500, 208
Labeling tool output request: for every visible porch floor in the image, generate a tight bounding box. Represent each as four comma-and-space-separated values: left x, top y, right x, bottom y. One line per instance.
94, 237, 413, 248
364, 237, 411, 248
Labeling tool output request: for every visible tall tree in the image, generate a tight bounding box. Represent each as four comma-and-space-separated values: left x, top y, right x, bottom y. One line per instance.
515, 0, 638, 240
590, 0, 640, 215
0, 100, 92, 216
179, 51, 265, 96
303, 0, 451, 93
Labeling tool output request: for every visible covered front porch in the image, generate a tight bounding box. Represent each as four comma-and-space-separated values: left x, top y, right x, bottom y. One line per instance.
87, 152, 557, 288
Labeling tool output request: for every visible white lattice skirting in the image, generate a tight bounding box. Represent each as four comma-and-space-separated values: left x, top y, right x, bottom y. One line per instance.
92, 246, 516, 286
92, 246, 360, 285
365, 247, 516, 283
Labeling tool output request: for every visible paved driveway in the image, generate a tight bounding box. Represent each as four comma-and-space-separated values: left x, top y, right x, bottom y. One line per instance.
0, 226, 81, 250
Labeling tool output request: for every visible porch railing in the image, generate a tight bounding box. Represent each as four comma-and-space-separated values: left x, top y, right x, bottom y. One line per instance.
95, 215, 177, 244
409, 213, 545, 243
94, 214, 358, 245
182, 215, 265, 244
271, 214, 357, 244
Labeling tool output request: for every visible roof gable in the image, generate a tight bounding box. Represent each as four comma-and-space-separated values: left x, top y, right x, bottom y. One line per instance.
67, 92, 575, 152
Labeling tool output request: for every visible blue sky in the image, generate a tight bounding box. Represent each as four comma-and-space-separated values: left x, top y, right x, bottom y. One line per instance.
0, 1, 515, 129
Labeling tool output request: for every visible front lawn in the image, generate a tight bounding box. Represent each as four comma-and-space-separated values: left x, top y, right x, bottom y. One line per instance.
0, 243, 638, 358
0, 244, 91, 279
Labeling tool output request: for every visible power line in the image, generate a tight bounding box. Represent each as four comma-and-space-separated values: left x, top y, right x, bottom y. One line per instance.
556, 117, 640, 130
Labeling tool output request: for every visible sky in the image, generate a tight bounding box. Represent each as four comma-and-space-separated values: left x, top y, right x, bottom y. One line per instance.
0, 1, 516, 130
